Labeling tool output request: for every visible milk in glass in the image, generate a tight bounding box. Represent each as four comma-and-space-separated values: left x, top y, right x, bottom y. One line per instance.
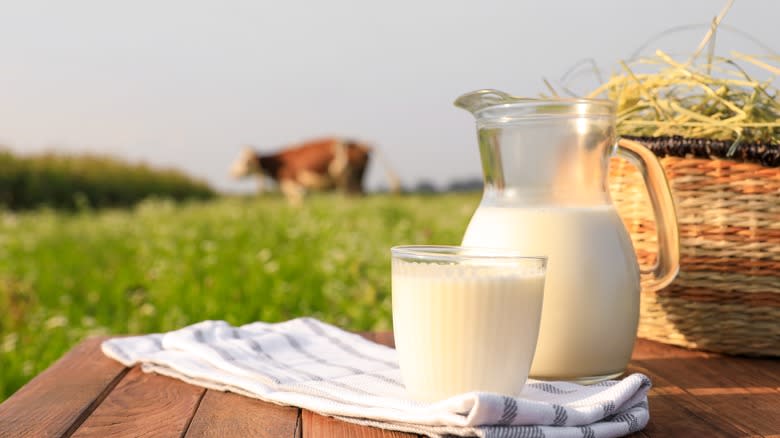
392, 254, 545, 402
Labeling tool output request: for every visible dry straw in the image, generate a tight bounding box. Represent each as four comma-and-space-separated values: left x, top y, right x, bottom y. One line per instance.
588, 50, 780, 154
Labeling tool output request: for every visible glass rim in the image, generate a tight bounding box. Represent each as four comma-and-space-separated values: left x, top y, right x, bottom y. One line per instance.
476, 99, 615, 121
391, 245, 547, 264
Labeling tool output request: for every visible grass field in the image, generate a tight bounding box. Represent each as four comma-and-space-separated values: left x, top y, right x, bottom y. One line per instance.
0, 193, 479, 400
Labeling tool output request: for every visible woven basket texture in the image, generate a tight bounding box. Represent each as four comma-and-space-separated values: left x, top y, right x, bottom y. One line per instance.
609, 136, 780, 356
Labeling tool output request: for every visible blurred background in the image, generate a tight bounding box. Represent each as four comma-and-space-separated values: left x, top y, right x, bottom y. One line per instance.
0, 0, 778, 401
1, 0, 778, 192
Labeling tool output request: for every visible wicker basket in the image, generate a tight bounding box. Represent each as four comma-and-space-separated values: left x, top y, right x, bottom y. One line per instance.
609, 136, 780, 356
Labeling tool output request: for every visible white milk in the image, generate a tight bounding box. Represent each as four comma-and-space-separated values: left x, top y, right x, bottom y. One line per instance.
462, 205, 640, 381
392, 260, 545, 402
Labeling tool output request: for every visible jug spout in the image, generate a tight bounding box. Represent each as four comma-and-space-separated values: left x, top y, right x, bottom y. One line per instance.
454, 89, 520, 114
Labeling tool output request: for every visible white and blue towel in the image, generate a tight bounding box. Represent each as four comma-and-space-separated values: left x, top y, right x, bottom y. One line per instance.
102, 318, 650, 438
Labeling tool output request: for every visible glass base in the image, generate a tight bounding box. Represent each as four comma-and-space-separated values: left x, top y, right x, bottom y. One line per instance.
530, 370, 625, 385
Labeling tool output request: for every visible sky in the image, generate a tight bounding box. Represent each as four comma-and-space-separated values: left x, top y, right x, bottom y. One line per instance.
0, 0, 777, 192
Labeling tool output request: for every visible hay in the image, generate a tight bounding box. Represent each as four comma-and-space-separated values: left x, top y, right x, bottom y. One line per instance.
586, 50, 780, 152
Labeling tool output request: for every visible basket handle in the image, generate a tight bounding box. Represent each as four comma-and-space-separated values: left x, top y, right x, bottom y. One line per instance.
616, 138, 681, 291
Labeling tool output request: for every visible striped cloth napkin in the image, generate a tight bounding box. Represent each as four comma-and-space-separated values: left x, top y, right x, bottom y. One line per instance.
101, 318, 651, 438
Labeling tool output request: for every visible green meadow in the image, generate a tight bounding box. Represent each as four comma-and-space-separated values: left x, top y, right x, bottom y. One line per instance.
0, 193, 479, 400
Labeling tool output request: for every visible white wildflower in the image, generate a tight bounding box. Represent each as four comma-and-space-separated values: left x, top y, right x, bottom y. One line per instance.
256, 248, 272, 262
86, 326, 110, 337
44, 315, 68, 329
139, 303, 156, 316
1, 333, 18, 353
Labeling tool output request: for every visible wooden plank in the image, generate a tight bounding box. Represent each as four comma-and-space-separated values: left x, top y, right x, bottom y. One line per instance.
0, 336, 128, 438
640, 393, 740, 438
372, 332, 395, 348
359, 332, 395, 348
638, 356, 780, 436
302, 410, 419, 438
706, 356, 780, 387
640, 356, 780, 391
626, 363, 742, 437
629, 340, 780, 435
72, 367, 205, 437
185, 390, 300, 438
631, 338, 712, 360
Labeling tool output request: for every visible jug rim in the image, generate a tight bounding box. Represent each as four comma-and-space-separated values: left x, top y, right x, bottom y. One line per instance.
454, 89, 615, 117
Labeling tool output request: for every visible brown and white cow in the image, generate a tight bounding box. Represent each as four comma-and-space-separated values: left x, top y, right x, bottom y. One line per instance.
230, 137, 393, 204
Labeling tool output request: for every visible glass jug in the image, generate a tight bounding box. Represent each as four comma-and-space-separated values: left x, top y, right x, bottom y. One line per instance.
456, 89, 680, 383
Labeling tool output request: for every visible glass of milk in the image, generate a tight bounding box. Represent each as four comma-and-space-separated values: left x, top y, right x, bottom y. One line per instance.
391, 245, 547, 402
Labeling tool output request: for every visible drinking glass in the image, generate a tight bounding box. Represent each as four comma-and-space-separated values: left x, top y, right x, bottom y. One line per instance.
391, 245, 547, 402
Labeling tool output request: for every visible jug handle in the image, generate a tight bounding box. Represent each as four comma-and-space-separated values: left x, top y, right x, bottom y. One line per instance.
616, 138, 680, 291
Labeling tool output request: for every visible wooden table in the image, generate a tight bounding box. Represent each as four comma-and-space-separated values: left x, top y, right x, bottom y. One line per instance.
0, 333, 778, 437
